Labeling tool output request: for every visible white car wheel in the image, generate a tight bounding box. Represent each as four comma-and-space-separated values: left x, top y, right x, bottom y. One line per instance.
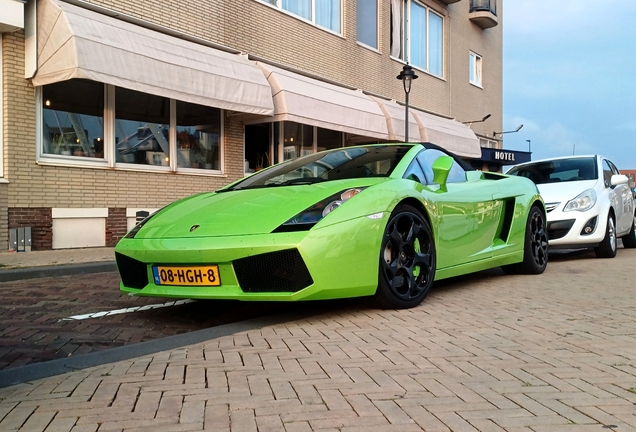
595, 215, 617, 258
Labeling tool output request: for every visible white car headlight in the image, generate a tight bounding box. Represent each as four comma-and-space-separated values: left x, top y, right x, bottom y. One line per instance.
563, 189, 597, 212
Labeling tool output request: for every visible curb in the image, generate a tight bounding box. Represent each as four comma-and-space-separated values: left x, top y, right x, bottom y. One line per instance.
0, 261, 118, 282
0, 305, 333, 388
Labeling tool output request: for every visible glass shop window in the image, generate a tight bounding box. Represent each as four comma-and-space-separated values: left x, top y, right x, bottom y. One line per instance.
176, 101, 221, 171
317, 127, 342, 152
115, 87, 170, 166
42, 79, 104, 158
283, 122, 313, 161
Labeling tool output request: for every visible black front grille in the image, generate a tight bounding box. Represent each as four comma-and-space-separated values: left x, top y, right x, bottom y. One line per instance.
233, 249, 314, 293
547, 219, 575, 240
115, 252, 149, 289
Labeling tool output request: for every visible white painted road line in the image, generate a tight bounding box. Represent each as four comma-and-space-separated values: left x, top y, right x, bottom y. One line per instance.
60, 299, 196, 321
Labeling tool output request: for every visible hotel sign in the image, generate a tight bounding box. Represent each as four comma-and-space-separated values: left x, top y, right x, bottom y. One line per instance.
494, 151, 516, 162
480, 148, 531, 165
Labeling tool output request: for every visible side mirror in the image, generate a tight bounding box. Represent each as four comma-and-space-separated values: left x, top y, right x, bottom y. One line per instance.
611, 174, 629, 186
431, 156, 454, 192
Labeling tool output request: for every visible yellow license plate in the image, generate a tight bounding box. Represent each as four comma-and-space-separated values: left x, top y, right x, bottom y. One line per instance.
152, 265, 221, 286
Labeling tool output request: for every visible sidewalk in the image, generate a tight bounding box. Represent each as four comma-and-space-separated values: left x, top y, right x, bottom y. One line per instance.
0, 247, 115, 269
0, 247, 117, 282
1, 250, 636, 431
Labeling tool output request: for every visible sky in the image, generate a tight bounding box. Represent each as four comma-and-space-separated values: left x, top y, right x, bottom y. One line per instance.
502, 0, 636, 169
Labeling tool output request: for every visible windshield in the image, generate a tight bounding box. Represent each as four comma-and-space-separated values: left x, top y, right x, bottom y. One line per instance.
507, 157, 598, 185
221, 145, 413, 191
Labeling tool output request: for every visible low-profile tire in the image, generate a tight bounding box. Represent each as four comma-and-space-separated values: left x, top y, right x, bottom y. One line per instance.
620, 210, 636, 248
502, 204, 548, 275
594, 214, 617, 258
371, 204, 436, 309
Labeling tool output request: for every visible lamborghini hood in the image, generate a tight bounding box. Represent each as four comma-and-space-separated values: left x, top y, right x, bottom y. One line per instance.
134, 180, 383, 239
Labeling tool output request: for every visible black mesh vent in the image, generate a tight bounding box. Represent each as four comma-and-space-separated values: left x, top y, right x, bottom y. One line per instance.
116, 252, 149, 289
233, 249, 314, 293
547, 219, 575, 240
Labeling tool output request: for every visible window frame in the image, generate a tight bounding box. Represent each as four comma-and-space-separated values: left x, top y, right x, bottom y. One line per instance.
36, 83, 225, 176
356, 0, 379, 50
393, 0, 445, 78
469, 51, 483, 88
258, 0, 343, 35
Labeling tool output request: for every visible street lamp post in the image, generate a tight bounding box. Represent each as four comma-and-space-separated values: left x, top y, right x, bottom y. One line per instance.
397, 64, 418, 143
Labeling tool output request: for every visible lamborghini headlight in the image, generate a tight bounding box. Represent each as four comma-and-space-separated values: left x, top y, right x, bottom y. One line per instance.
563, 189, 597, 212
284, 188, 367, 226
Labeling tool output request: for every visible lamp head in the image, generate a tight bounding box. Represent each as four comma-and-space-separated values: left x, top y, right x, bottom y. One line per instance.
397, 64, 419, 94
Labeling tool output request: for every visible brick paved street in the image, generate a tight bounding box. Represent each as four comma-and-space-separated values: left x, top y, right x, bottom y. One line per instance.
1, 248, 636, 431
0, 272, 294, 370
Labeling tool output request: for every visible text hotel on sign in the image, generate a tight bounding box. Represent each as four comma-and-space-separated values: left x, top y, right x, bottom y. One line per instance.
494, 151, 515, 162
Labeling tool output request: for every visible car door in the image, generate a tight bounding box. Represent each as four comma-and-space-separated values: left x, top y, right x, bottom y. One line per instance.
605, 159, 632, 234
414, 149, 501, 269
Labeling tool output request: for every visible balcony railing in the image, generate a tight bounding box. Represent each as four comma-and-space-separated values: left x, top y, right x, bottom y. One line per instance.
469, 0, 498, 29
470, 0, 497, 14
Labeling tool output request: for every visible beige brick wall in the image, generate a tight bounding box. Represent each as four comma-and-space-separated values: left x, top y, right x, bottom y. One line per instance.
3, 31, 245, 210
78, 0, 502, 124
1, 0, 503, 247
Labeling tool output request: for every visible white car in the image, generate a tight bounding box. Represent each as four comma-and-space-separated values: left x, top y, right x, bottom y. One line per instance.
506, 155, 636, 258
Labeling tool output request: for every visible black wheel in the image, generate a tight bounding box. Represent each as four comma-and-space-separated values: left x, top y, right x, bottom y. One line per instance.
621, 210, 636, 248
595, 214, 617, 258
372, 205, 435, 309
502, 204, 548, 274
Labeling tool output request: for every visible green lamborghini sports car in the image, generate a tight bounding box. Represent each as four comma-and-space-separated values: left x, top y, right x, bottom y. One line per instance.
116, 143, 548, 309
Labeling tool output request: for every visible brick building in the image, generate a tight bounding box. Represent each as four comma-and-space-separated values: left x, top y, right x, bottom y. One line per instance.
1, 0, 504, 250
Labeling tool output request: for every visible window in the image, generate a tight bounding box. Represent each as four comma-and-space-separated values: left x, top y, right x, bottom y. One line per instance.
265, 0, 342, 33
283, 122, 313, 161
602, 159, 614, 188
479, 138, 496, 148
317, 127, 343, 152
42, 80, 105, 159
38, 79, 224, 174
469, 51, 482, 87
115, 88, 170, 166
244, 122, 344, 174
176, 101, 221, 170
391, 0, 444, 77
356, 0, 378, 49
416, 148, 466, 184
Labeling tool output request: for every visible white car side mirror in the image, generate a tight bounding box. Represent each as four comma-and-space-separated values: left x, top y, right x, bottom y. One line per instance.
611, 174, 629, 186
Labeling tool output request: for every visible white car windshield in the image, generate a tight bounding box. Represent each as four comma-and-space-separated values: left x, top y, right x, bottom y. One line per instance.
507, 157, 597, 185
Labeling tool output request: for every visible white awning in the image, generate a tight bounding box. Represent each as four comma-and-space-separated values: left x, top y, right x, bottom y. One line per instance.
32, 0, 274, 115
245, 63, 389, 140
368, 96, 421, 142
0, 0, 24, 33
410, 109, 481, 158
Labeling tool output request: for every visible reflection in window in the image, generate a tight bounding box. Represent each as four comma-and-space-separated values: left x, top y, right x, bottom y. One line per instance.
317, 127, 342, 152
115, 88, 170, 166
391, 0, 444, 77
469, 51, 482, 87
42, 79, 104, 158
417, 148, 466, 184
282, 0, 311, 20
283, 122, 313, 161
315, 0, 341, 32
356, 0, 378, 48
176, 101, 221, 171
269, 0, 341, 33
